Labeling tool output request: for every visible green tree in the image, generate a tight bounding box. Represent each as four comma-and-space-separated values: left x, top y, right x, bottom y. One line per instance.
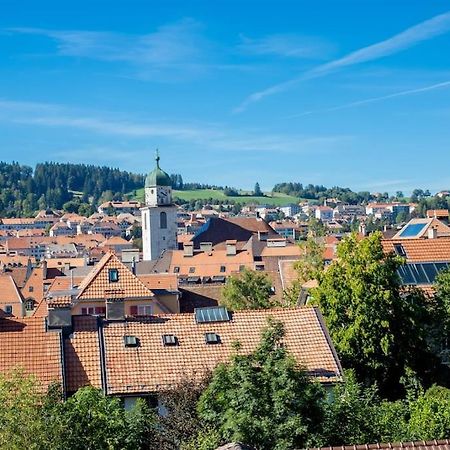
0, 369, 47, 450
57, 387, 130, 450
312, 232, 440, 397
198, 319, 325, 450
407, 385, 450, 439
308, 217, 326, 237
153, 377, 213, 450
284, 238, 325, 305
254, 182, 262, 196
320, 370, 408, 445
221, 269, 275, 310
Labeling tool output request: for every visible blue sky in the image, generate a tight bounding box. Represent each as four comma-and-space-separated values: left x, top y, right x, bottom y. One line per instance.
1, 0, 450, 193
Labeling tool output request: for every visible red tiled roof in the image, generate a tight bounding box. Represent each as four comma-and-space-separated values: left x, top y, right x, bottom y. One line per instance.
0, 317, 63, 390
64, 316, 102, 393
100, 306, 342, 395
382, 237, 450, 262
77, 253, 154, 300
138, 273, 178, 290
305, 440, 450, 450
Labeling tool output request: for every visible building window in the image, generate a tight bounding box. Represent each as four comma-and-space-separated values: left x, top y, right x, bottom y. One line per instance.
130, 305, 153, 316
4, 305, 12, 315
81, 306, 105, 315
220, 266, 226, 273
173, 266, 180, 273
25, 299, 34, 311
160, 212, 167, 229
189, 267, 195, 273
29, 286, 34, 292
108, 268, 119, 283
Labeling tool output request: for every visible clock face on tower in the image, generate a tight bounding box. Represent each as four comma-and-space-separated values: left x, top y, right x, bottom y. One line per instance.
157, 187, 171, 205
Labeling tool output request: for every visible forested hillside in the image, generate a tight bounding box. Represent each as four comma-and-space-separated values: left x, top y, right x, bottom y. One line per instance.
0, 161, 144, 217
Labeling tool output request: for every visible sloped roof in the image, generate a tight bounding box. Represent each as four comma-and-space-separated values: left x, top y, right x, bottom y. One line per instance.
169, 249, 254, 277
138, 273, 178, 290
192, 217, 277, 249
304, 440, 450, 450
278, 260, 299, 290
64, 316, 102, 393
0, 317, 63, 390
382, 237, 450, 262
76, 253, 154, 300
0, 274, 23, 305
393, 218, 450, 239
99, 306, 342, 395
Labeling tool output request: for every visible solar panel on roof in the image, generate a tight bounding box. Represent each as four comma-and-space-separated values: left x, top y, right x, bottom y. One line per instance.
195, 306, 230, 323
398, 265, 415, 284
398, 223, 427, 238
398, 262, 450, 285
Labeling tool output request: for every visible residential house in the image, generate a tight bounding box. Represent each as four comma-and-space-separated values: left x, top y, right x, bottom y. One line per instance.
0, 275, 24, 317
315, 206, 333, 222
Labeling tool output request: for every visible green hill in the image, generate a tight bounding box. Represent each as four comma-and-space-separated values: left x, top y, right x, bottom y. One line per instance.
133, 188, 301, 206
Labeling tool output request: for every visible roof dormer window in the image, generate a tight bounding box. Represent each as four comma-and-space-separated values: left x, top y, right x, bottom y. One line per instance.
108, 268, 119, 283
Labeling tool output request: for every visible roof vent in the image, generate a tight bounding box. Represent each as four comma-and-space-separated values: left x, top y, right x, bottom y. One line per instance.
195, 306, 230, 323
162, 334, 178, 346
123, 335, 139, 348
205, 332, 220, 344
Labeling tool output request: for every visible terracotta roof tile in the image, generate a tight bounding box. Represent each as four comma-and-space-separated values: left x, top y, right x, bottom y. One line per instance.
77, 253, 154, 300
101, 306, 342, 395
169, 249, 254, 277
64, 316, 102, 393
138, 273, 178, 290
0, 317, 63, 390
382, 237, 450, 262
305, 439, 450, 450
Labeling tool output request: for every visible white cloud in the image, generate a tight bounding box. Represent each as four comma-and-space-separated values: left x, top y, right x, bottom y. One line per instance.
235, 10, 450, 112
238, 33, 334, 59
0, 99, 350, 155
9, 19, 203, 65
287, 79, 450, 117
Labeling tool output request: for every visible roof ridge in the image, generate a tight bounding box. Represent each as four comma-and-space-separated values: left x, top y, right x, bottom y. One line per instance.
76, 252, 114, 297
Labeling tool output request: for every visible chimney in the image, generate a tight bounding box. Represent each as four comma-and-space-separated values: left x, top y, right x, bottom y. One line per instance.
428, 226, 438, 239
226, 240, 237, 256
200, 242, 213, 253
183, 242, 194, 257
359, 222, 367, 236
258, 231, 268, 241
131, 257, 136, 275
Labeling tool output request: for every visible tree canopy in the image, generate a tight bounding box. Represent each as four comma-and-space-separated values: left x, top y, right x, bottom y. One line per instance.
198, 318, 325, 450
221, 269, 276, 310
311, 232, 440, 397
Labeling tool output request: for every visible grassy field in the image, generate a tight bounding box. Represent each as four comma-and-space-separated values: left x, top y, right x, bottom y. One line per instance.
133, 188, 301, 206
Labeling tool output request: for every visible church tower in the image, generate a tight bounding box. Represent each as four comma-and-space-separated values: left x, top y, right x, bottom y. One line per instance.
141, 151, 177, 261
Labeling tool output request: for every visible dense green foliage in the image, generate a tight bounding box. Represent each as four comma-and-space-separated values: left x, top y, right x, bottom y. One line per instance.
272, 181, 373, 204
198, 319, 325, 450
0, 161, 143, 217
283, 237, 324, 305
221, 269, 276, 310
312, 232, 441, 397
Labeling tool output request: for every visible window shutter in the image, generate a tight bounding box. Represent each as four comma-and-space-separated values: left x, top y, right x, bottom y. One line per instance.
130, 305, 138, 315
